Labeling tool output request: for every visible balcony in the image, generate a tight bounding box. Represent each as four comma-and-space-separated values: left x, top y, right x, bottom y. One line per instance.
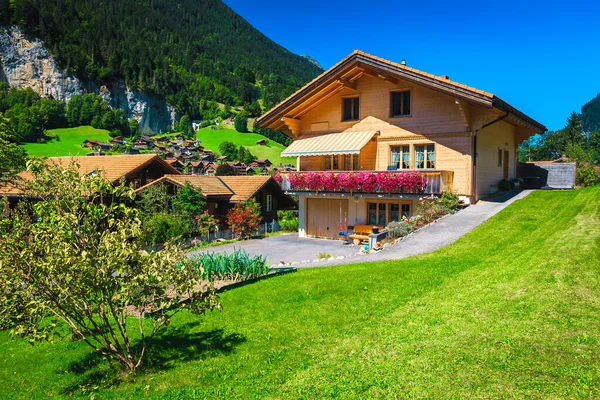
275, 170, 453, 196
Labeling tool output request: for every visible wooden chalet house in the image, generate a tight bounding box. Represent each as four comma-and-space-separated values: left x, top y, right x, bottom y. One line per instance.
257, 50, 545, 240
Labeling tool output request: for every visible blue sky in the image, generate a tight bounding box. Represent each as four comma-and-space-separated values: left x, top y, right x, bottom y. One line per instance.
223, 0, 600, 131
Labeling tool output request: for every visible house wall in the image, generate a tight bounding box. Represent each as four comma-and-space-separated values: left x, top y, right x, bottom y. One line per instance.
476, 120, 515, 197
290, 75, 480, 195
297, 194, 417, 238
297, 75, 467, 136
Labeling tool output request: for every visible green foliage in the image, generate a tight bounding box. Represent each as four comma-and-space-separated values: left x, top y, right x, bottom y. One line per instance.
519, 111, 599, 164
219, 141, 238, 160
0, 159, 220, 374
0, 83, 66, 142
277, 210, 299, 232
499, 179, 512, 191
234, 113, 249, 133
385, 220, 414, 239
0, 187, 599, 397
216, 163, 237, 176
141, 213, 193, 246
66, 94, 128, 134
237, 145, 256, 164
226, 199, 262, 240
582, 92, 600, 133
0, 113, 27, 180
413, 195, 450, 228
128, 117, 138, 136
137, 183, 170, 217
173, 182, 205, 216
2, 0, 322, 119
317, 252, 332, 260
438, 190, 459, 211
575, 165, 599, 187
253, 126, 293, 147
188, 249, 269, 281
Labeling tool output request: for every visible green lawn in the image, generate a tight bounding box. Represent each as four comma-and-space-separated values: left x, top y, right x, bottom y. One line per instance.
20, 126, 111, 157
195, 126, 293, 166
0, 187, 598, 398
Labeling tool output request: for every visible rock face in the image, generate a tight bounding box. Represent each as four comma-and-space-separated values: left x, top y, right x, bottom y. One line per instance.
0, 26, 176, 134
0, 26, 82, 102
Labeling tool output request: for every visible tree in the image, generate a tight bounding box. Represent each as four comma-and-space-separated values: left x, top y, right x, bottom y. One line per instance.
173, 181, 205, 216
137, 182, 170, 217
0, 159, 220, 374
218, 141, 238, 160
226, 199, 262, 240
234, 113, 248, 133
215, 163, 236, 176
129, 117, 139, 136
0, 114, 27, 181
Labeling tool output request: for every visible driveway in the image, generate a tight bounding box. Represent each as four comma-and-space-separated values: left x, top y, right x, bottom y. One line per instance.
189, 190, 533, 267
188, 233, 359, 266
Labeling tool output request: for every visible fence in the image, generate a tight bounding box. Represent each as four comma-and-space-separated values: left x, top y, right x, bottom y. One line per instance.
187, 220, 282, 244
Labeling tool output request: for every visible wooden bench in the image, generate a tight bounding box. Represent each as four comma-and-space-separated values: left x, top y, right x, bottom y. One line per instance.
347, 224, 383, 245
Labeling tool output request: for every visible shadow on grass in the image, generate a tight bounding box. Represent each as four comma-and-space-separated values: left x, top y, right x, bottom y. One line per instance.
61, 323, 245, 395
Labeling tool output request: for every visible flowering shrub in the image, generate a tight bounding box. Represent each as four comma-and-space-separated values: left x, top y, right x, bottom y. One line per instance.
272, 171, 282, 183
226, 199, 262, 240
285, 171, 427, 193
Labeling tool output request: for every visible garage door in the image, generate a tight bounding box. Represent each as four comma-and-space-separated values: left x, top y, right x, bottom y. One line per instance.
306, 198, 349, 240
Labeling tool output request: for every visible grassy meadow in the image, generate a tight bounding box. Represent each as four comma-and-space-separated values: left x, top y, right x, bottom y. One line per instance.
195, 126, 292, 166
20, 126, 111, 157
0, 186, 598, 398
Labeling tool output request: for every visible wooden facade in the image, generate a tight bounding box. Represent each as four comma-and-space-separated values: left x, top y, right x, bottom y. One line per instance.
257, 50, 545, 239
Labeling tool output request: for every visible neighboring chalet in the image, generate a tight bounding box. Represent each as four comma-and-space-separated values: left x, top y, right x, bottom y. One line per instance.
0, 155, 181, 205
256, 50, 546, 239
135, 175, 296, 223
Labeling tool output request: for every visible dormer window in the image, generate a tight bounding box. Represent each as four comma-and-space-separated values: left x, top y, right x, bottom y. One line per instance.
390, 90, 411, 117
342, 97, 360, 121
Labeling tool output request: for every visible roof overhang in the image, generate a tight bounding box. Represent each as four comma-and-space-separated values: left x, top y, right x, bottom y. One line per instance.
280, 130, 379, 157
256, 50, 546, 136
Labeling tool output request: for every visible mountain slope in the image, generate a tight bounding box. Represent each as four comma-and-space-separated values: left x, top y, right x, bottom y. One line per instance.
0, 0, 322, 119
582, 92, 600, 133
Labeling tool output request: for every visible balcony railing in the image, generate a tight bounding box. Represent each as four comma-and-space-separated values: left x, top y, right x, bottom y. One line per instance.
275, 170, 453, 195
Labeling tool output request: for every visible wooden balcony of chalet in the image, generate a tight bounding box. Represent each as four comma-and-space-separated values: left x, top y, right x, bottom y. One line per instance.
277, 170, 453, 196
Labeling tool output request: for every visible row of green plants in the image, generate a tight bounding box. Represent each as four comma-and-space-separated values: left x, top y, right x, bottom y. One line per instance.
187, 249, 270, 282
277, 210, 299, 232
386, 190, 459, 239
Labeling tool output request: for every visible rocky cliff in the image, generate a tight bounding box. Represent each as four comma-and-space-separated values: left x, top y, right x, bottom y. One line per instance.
0, 26, 176, 134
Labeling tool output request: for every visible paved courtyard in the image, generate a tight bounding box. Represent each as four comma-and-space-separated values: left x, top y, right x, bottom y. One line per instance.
188, 233, 360, 266
188, 190, 533, 267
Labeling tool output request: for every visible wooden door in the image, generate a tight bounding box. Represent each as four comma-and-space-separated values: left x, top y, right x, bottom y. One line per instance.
306, 199, 348, 239
503, 150, 509, 180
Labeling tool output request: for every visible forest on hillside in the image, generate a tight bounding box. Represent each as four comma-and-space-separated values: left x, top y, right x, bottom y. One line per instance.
0, 0, 322, 120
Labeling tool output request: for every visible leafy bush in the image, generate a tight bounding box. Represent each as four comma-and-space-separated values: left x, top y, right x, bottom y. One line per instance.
576, 165, 599, 187
499, 179, 512, 191
142, 213, 193, 246
279, 218, 299, 232
226, 199, 262, 239
317, 252, 332, 259
414, 196, 450, 228
386, 220, 414, 239
278, 209, 298, 232
188, 249, 269, 281
439, 190, 459, 211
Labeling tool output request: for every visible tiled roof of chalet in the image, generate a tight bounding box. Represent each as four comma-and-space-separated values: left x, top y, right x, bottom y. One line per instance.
219, 175, 271, 202
136, 175, 234, 198
257, 49, 546, 133
0, 155, 180, 196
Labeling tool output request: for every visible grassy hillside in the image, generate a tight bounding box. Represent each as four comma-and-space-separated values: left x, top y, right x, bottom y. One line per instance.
20, 126, 110, 157
196, 126, 293, 166
0, 187, 598, 398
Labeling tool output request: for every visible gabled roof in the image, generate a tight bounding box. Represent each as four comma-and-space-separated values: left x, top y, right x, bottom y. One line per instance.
135, 175, 234, 198
0, 155, 181, 196
218, 176, 272, 202
257, 50, 546, 134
